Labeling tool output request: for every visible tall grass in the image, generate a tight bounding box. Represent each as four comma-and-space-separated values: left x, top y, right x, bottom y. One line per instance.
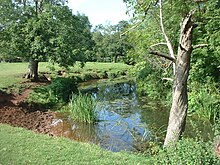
188, 82, 220, 123
62, 93, 97, 123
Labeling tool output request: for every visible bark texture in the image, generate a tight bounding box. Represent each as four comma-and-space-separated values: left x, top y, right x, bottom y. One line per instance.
25, 58, 39, 81
164, 11, 195, 146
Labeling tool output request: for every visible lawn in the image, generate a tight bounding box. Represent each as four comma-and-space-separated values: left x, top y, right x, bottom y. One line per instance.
0, 124, 149, 165
0, 62, 51, 89
0, 62, 132, 89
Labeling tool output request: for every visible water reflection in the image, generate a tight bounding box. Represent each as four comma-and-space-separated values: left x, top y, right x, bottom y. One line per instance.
52, 81, 213, 152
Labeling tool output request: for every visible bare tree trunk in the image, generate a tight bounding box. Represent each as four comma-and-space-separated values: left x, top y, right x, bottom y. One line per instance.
164, 11, 195, 146
25, 58, 39, 81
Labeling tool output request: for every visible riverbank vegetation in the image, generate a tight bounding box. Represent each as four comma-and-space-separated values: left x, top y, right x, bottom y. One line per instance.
1, 124, 219, 164
0, 0, 219, 164
61, 93, 98, 123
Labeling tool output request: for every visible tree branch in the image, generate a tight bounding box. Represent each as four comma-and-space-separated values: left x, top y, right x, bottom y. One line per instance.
162, 77, 173, 81
159, 0, 176, 74
193, 44, 208, 50
150, 42, 167, 48
149, 50, 176, 63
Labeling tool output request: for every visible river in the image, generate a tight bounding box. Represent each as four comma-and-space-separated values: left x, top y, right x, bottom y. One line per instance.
52, 80, 214, 152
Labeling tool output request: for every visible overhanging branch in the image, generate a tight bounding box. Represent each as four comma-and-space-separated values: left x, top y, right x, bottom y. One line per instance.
149, 50, 176, 63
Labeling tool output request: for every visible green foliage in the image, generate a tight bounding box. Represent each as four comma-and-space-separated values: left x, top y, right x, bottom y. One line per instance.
0, 1, 93, 68
152, 138, 220, 165
28, 77, 78, 107
28, 87, 58, 108
62, 93, 97, 123
48, 77, 78, 102
124, 0, 220, 124
188, 82, 220, 123
92, 21, 132, 63
191, 1, 220, 84
0, 124, 148, 165
134, 62, 172, 104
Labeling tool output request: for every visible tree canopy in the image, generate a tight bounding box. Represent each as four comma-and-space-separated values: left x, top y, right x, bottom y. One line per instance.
0, 0, 93, 67
92, 21, 132, 63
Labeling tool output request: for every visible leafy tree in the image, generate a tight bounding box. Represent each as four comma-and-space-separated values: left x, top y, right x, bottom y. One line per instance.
0, 0, 93, 81
92, 21, 132, 63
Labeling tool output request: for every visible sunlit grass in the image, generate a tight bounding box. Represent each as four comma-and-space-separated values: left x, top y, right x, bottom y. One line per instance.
0, 124, 149, 165
0, 62, 131, 89
71, 62, 131, 73
0, 62, 51, 88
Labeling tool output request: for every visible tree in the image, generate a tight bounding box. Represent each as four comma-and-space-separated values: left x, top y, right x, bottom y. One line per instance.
0, 0, 93, 81
123, 0, 214, 146
92, 21, 132, 63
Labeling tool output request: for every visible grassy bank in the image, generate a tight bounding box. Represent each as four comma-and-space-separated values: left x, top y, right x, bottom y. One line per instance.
1, 124, 219, 164
0, 62, 131, 89
0, 124, 148, 165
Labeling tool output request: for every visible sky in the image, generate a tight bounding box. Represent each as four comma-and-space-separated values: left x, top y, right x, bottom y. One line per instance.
67, 0, 130, 27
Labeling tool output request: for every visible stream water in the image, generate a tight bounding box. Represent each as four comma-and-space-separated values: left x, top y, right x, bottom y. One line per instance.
52, 81, 214, 152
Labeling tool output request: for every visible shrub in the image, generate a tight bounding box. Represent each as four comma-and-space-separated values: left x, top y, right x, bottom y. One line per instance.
151, 138, 220, 164
97, 71, 108, 79
48, 77, 78, 102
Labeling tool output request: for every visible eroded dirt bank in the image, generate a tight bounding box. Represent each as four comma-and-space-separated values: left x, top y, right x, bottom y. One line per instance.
0, 82, 58, 135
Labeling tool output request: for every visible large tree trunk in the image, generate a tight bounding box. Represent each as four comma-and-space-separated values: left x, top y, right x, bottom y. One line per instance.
164, 11, 195, 146
25, 58, 39, 81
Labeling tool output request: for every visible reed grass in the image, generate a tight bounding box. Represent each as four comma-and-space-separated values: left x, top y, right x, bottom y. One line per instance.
63, 93, 97, 123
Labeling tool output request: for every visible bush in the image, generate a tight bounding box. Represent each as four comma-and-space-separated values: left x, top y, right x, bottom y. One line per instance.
134, 62, 172, 104
48, 77, 78, 102
151, 138, 220, 165
28, 77, 78, 107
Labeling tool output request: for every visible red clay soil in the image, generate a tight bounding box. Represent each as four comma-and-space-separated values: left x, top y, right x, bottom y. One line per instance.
0, 82, 58, 135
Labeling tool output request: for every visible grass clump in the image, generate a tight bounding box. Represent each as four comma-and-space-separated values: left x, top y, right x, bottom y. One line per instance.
62, 93, 97, 123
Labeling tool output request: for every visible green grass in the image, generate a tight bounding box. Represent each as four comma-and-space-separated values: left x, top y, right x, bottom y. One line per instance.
1, 124, 218, 165
0, 124, 149, 165
71, 62, 131, 73
0, 62, 51, 89
0, 62, 131, 89
61, 93, 98, 123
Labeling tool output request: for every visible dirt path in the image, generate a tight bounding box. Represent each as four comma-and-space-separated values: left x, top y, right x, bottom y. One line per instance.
0, 82, 58, 135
